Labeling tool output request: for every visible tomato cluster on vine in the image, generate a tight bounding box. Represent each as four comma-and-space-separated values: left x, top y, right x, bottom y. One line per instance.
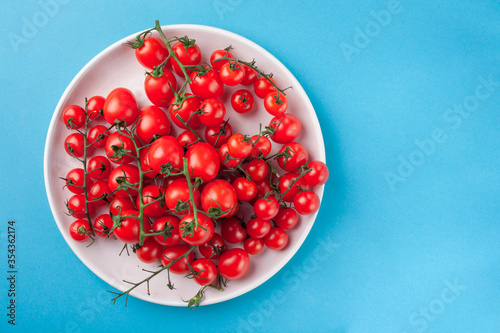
59, 21, 328, 306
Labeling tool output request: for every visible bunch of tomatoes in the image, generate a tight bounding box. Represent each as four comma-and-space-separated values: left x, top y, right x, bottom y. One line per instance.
60, 22, 328, 303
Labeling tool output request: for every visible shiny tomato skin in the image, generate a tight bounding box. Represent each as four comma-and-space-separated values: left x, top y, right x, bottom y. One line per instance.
244, 159, 269, 182
62, 105, 85, 129
244, 237, 264, 255
169, 41, 202, 77
219, 62, 245, 86
67, 194, 93, 219
227, 133, 253, 159
93, 214, 114, 238
109, 196, 136, 216
232, 177, 257, 201
218, 248, 250, 280
186, 142, 220, 183
250, 135, 272, 158
231, 89, 254, 114
152, 215, 181, 246
254, 196, 279, 220
164, 178, 200, 215
161, 244, 195, 274
277, 142, 309, 172
189, 68, 224, 100
64, 168, 92, 194
139, 147, 157, 179
220, 217, 247, 244
192, 258, 218, 286
148, 136, 184, 174
87, 125, 109, 149
241, 65, 258, 86
218, 143, 241, 168
264, 227, 288, 250
199, 233, 226, 259
105, 131, 137, 165
64, 133, 93, 158
136, 105, 171, 143
177, 130, 199, 148
304, 161, 329, 186
87, 96, 105, 121
254, 76, 277, 98
269, 113, 302, 144
199, 98, 226, 127
136, 238, 163, 263
294, 191, 320, 215
135, 37, 169, 70
210, 49, 234, 70
264, 91, 288, 116
108, 165, 140, 197
103, 88, 139, 126
179, 213, 215, 246
201, 179, 238, 218
144, 68, 177, 108
137, 185, 168, 218
274, 208, 299, 230
113, 210, 151, 244
204, 121, 232, 148
278, 173, 311, 202
69, 219, 92, 242
88, 180, 112, 206
87, 156, 112, 181
246, 218, 271, 239
168, 94, 202, 129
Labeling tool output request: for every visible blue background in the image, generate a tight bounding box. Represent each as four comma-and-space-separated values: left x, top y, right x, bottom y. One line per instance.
1, 0, 498, 332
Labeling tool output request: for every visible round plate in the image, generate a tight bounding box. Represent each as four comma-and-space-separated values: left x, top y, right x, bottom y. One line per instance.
44, 24, 325, 306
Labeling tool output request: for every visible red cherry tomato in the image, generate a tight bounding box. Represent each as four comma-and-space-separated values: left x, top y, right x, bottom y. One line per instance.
136, 105, 171, 143
254, 196, 279, 220
186, 142, 220, 183
105, 131, 137, 165
218, 248, 250, 280
87, 96, 105, 121
191, 258, 218, 286
232, 177, 257, 201
218, 143, 241, 168
136, 238, 163, 263
134, 36, 169, 70
69, 219, 92, 242
220, 217, 247, 244
294, 191, 320, 215
137, 185, 167, 218
67, 194, 93, 219
151, 215, 181, 246
164, 178, 201, 215
94, 214, 114, 238
245, 159, 269, 181
148, 136, 185, 174
109, 196, 136, 216
210, 48, 234, 70
219, 62, 245, 86
264, 91, 288, 116
179, 213, 214, 246
204, 121, 232, 148
87, 125, 109, 149
139, 146, 157, 179
177, 130, 199, 148
114, 210, 151, 244
168, 94, 202, 129
108, 165, 140, 197
169, 40, 202, 77
199, 98, 226, 127
246, 218, 271, 239
189, 67, 224, 100
87, 156, 112, 181
264, 227, 288, 250
278, 172, 311, 202
269, 113, 302, 144
160, 244, 194, 275
144, 68, 177, 108
304, 161, 329, 186
277, 142, 309, 172
88, 180, 112, 206
255, 179, 274, 197
244, 237, 264, 255
227, 133, 253, 159
201, 179, 237, 219
250, 135, 272, 158
254, 76, 276, 98
103, 88, 139, 126
64, 168, 92, 194
199, 233, 226, 259
62, 105, 85, 129
64, 133, 93, 158
231, 89, 254, 114
274, 208, 299, 230
241, 65, 258, 86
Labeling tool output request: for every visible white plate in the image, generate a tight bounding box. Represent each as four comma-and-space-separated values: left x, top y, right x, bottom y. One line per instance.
44, 24, 325, 306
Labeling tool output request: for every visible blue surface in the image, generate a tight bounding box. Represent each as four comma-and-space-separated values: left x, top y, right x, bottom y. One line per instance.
1, 0, 499, 332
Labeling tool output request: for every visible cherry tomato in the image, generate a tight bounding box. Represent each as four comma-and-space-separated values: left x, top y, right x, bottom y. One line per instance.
241, 65, 258, 86
144, 68, 177, 108
69, 219, 92, 242
64, 133, 93, 158
94, 214, 114, 238
250, 135, 272, 158
189, 67, 224, 100
136, 238, 163, 263
191, 258, 218, 286
304, 161, 329, 186
264, 92, 288, 116
269, 113, 302, 144
139, 147, 157, 179
218, 143, 239, 168
231, 89, 254, 114
246, 218, 271, 239
137, 185, 167, 218
148, 136, 184, 174
67, 194, 93, 219
220, 217, 247, 244
218, 248, 250, 280
254, 196, 279, 220
264, 227, 288, 250
277, 142, 309, 172
278, 173, 311, 202
219, 62, 245, 86
199, 233, 226, 259
168, 94, 202, 129
169, 40, 202, 77
88, 180, 112, 206
255, 179, 274, 197
186, 142, 220, 183
87, 125, 109, 149
105, 131, 137, 165
245, 159, 269, 181
179, 213, 214, 246
109, 196, 136, 216
177, 130, 199, 148
294, 191, 320, 215
244, 237, 264, 255
210, 48, 234, 70
199, 98, 226, 127
274, 208, 299, 230
87, 96, 105, 121
164, 178, 200, 215
136, 105, 171, 143
134, 36, 169, 70
103, 88, 139, 126
64, 168, 91, 194
114, 210, 150, 244
62, 105, 85, 129
151, 215, 181, 246
108, 165, 140, 197
87, 156, 112, 181
254, 76, 276, 98
161, 244, 195, 275
227, 133, 253, 159
201, 179, 237, 218
232, 177, 257, 201
204, 121, 232, 148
